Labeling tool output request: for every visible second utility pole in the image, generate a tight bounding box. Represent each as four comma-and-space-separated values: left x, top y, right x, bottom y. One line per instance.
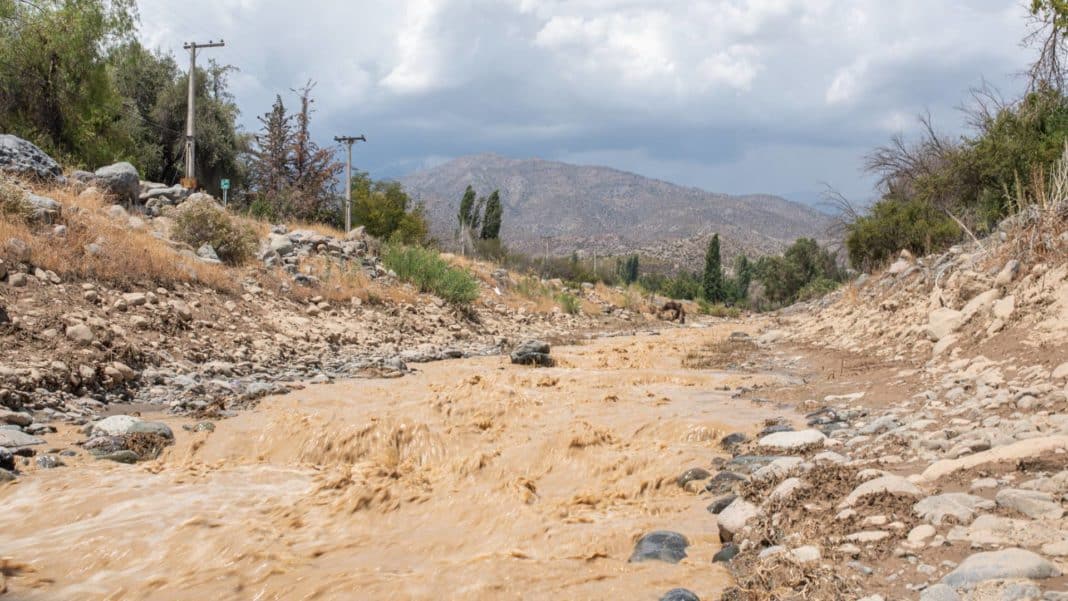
334, 135, 366, 232
182, 39, 225, 189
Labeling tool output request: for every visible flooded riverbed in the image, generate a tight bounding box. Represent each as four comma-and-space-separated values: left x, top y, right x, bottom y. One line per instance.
1, 326, 796, 600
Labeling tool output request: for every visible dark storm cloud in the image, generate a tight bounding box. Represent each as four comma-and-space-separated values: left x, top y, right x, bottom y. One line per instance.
139, 0, 1035, 202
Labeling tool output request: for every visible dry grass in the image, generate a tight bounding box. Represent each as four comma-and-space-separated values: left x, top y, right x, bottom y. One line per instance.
1, 184, 238, 293
682, 336, 758, 369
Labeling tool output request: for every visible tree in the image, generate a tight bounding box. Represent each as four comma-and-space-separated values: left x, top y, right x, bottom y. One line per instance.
731, 255, 752, 301
702, 234, 724, 303
618, 254, 639, 284
287, 81, 341, 222
480, 189, 502, 240
247, 95, 293, 218
0, 0, 138, 166
349, 171, 427, 244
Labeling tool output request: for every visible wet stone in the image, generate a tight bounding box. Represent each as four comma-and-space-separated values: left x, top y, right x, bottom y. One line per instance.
705, 471, 747, 494
629, 531, 689, 564
758, 424, 794, 437
0, 447, 12, 471
721, 432, 747, 449
677, 467, 712, 488
707, 494, 737, 515
660, 589, 700, 601
713, 543, 740, 563
35, 455, 62, 469
96, 450, 140, 464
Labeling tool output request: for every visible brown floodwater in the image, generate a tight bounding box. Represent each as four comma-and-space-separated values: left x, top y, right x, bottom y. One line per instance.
0, 326, 795, 600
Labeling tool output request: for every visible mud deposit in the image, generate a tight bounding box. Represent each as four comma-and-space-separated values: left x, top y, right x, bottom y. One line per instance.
0, 326, 793, 600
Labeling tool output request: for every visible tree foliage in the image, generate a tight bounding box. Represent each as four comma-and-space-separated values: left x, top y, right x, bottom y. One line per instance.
616, 254, 639, 284
702, 234, 724, 303
753, 238, 843, 306
349, 171, 428, 244
480, 190, 502, 240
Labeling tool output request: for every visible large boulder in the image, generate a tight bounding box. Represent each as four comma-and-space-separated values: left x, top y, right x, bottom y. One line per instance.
628, 531, 689, 563
0, 134, 61, 181
94, 162, 140, 205
941, 548, 1059, 588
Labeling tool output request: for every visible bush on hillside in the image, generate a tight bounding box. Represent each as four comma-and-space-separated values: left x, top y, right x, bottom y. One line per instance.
0, 177, 32, 222
753, 238, 843, 306
382, 245, 480, 305
845, 198, 960, 270
172, 198, 258, 265
556, 292, 581, 315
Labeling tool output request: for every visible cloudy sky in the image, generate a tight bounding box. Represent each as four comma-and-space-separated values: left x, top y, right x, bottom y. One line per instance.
138, 0, 1036, 206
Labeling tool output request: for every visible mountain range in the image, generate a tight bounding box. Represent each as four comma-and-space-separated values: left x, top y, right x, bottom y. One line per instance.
400, 154, 834, 269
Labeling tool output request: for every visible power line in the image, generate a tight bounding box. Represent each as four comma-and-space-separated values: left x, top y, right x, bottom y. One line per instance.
182, 39, 225, 188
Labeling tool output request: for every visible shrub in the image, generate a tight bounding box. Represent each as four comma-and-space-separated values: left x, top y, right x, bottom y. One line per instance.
697, 300, 741, 318
382, 245, 480, 304
0, 177, 32, 222
171, 198, 258, 265
845, 198, 960, 270
796, 277, 841, 302
556, 292, 581, 315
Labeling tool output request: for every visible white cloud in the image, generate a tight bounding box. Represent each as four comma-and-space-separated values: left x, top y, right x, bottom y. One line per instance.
136, 0, 1034, 199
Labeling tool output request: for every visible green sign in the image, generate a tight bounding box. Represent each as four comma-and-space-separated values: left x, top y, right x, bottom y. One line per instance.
220, 178, 231, 190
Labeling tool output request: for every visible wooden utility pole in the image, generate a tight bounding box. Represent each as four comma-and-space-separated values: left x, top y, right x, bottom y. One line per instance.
182, 40, 225, 189
334, 135, 367, 232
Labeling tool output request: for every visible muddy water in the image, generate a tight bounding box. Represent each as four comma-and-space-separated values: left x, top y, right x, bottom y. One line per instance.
1, 326, 795, 600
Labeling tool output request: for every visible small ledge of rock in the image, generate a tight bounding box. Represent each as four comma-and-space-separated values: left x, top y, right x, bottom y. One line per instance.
840, 475, 922, 508
941, 548, 1060, 588
510, 340, 554, 367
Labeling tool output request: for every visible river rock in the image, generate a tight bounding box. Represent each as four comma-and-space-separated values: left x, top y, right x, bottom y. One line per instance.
510, 340, 554, 367
660, 589, 700, 601
996, 488, 1065, 520
628, 530, 689, 563
913, 493, 995, 525
65, 324, 94, 345
91, 415, 142, 437
0, 429, 44, 448
941, 548, 1060, 588
717, 498, 760, 542
758, 429, 826, 452
841, 475, 922, 508
713, 542, 739, 563
677, 467, 712, 488
920, 584, 961, 601
127, 420, 174, 439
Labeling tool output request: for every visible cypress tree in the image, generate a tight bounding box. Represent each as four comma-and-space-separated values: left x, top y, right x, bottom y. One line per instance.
703, 234, 724, 302
480, 190, 503, 239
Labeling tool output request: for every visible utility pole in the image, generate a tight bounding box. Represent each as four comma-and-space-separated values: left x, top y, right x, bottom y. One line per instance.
182, 40, 225, 189
334, 135, 367, 232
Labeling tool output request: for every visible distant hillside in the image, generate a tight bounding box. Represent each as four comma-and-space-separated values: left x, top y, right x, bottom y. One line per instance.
400, 154, 834, 270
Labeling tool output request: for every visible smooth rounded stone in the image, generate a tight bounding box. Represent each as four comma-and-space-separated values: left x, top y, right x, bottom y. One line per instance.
845, 530, 890, 543
720, 432, 747, 449
908, 524, 937, 543
677, 467, 712, 488
724, 455, 780, 474
758, 545, 786, 559
93, 161, 140, 205
0, 447, 13, 471
840, 475, 922, 508
0, 409, 33, 427
790, 545, 821, 563
83, 435, 127, 454
769, 477, 805, 500
860, 415, 901, 435
65, 324, 94, 345
996, 488, 1065, 520
705, 470, 747, 494
35, 455, 62, 469
971, 477, 999, 490
96, 450, 140, 464
920, 584, 961, 601
510, 340, 554, 367
659, 589, 700, 601
713, 542, 739, 563
91, 415, 142, 437
758, 429, 826, 452
717, 498, 760, 543
0, 429, 44, 449
752, 457, 805, 483
941, 548, 1060, 588
707, 494, 737, 515
813, 451, 848, 464
914, 493, 995, 525
629, 531, 689, 564
758, 423, 794, 437
127, 421, 174, 440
